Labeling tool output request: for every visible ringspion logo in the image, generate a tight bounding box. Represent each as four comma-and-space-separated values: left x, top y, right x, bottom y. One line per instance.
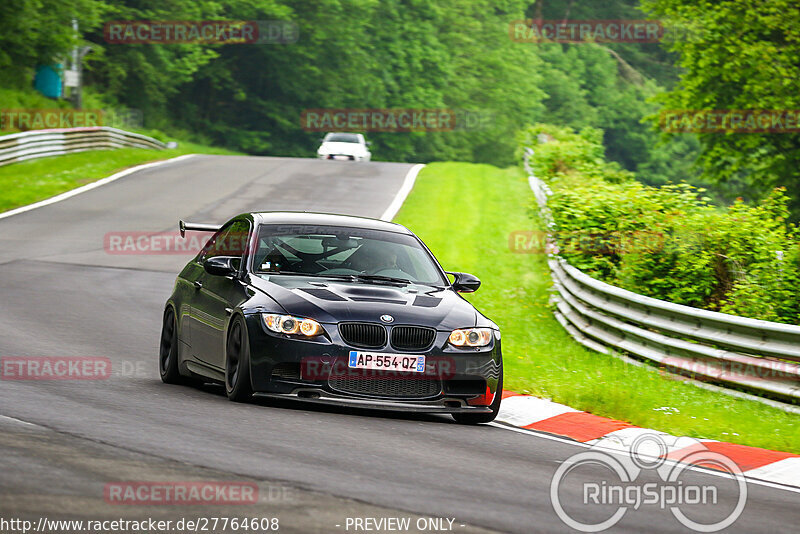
551, 433, 747, 532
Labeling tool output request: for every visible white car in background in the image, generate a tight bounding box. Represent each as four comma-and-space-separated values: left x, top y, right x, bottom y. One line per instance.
317, 132, 372, 161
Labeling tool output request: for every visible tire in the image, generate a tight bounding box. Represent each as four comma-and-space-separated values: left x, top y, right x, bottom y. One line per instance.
452, 361, 503, 425
159, 307, 183, 384
225, 316, 254, 402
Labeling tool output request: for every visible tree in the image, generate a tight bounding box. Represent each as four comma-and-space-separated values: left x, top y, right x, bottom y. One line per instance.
642, 0, 800, 218
0, 0, 104, 87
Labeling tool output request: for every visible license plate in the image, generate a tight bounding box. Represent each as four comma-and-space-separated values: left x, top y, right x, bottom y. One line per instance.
348, 351, 425, 373
332, 155, 350, 160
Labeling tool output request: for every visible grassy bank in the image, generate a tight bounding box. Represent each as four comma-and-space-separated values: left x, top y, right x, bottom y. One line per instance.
394, 162, 800, 453
0, 85, 243, 213
0, 142, 241, 213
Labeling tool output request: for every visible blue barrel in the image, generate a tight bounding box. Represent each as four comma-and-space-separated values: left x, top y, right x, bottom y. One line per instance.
34, 64, 63, 99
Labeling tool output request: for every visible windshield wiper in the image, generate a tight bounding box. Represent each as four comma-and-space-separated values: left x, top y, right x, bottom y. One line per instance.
261, 271, 319, 277
264, 271, 411, 286
352, 274, 411, 285
264, 271, 358, 281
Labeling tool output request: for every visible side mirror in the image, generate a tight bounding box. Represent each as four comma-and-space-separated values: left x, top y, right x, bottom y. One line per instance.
204, 256, 238, 277
447, 272, 481, 293
366, 141, 372, 146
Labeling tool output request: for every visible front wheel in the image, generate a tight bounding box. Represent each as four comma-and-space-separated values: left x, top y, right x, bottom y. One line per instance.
452, 361, 503, 425
225, 316, 254, 402
159, 307, 183, 384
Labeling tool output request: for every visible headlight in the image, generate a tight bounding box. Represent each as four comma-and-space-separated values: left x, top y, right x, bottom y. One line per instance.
262, 314, 323, 337
448, 328, 493, 347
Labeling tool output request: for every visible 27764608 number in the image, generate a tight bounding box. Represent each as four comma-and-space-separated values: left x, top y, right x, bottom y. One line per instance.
192, 517, 279, 531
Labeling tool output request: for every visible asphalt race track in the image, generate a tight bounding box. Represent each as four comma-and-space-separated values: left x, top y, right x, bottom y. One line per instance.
0, 155, 797, 533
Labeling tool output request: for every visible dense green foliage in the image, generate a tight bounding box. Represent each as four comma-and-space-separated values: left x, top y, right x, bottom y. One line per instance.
521, 124, 800, 323
1, 0, 694, 175
0, 0, 104, 85
4, 0, 798, 216
641, 0, 800, 218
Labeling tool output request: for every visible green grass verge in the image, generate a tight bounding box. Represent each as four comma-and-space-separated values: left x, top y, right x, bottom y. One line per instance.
394, 161, 800, 453
0, 142, 241, 213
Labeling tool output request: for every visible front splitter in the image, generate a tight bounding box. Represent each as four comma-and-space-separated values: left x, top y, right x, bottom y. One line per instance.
253, 390, 493, 414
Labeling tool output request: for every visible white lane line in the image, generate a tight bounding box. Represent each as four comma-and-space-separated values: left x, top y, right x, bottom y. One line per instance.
745, 457, 800, 486
380, 163, 426, 222
490, 421, 590, 446
0, 414, 42, 428
0, 154, 197, 221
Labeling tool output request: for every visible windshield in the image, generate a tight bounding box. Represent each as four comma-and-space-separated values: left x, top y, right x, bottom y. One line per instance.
252, 224, 446, 285
324, 133, 360, 143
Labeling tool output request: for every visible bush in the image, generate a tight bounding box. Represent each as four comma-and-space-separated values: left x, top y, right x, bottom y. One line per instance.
520, 124, 800, 324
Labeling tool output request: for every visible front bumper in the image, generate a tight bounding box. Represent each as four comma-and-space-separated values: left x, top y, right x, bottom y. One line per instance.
244, 314, 501, 411
318, 153, 356, 160
254, 390, 493, 413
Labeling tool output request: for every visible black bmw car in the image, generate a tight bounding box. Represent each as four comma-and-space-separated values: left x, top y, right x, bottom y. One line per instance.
159, 212, 502, 424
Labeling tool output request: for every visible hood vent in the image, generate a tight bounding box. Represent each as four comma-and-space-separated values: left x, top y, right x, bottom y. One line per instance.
412, 295, 441, 308
300, 288, 347, 301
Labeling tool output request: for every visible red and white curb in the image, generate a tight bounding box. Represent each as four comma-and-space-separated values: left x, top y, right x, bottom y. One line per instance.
495, 390, 800, 489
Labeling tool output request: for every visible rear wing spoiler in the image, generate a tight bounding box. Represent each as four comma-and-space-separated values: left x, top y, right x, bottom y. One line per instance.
179, 220, 221, 238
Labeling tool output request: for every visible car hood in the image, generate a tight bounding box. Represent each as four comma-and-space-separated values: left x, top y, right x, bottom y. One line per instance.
318, 142, 366, 155
248, 275, 478, 330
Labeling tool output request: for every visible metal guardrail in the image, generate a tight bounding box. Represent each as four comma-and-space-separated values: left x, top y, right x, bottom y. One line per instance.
523, 147, 800, 402
0, 127, 167, 166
